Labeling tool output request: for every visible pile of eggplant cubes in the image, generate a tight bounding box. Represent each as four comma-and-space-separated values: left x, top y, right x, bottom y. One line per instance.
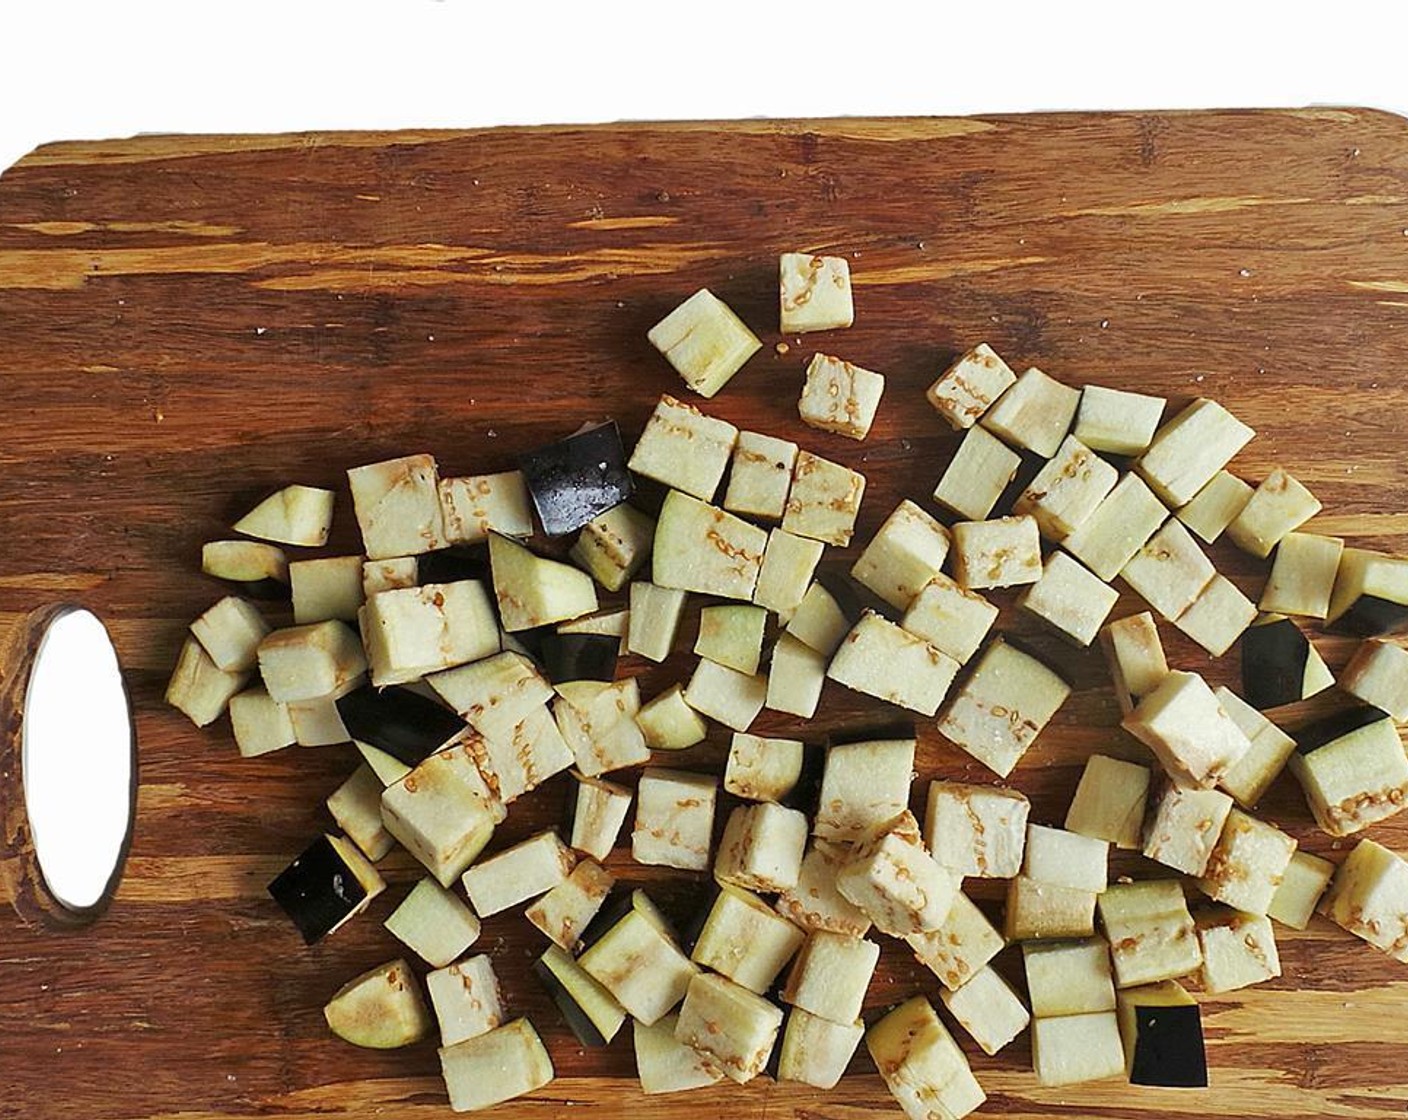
168, 251, 1408, 1115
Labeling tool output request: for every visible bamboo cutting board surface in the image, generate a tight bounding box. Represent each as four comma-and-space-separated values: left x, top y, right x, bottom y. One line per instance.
2, 110, 1408, 1120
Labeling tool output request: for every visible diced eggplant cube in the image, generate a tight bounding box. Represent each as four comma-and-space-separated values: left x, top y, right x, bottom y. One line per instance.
567, 772, 632, 860
229, 687, 295, 758
324, 958, 432, 1050
1319, 838, 1408, 961
384, 878, 482, 969
555, 679, 649, 776
427, 954, 505, 1046
1142, 779, 1234, 876
632, 767, 717, 872
1098, 879, 1201, 988
381, 744, 504, 887
1065, 754, 1149, 850
1260, 531, 1343, 619
724, 430, 798, 522
1024, 937, 1115, 1018
579, 895, 698, 1024
1290, 709, 1408, 836
867, 997, 986, 1120
1173, 572, 1258, 657
360, 581, 499, 686
675, 972, 783, 1085
518, 421, 631, 536
439, 470, 533, 544
691, 883, 806, 993
785, 579, 853, 655
777, 841, 874, 938
1032, 1011, 1125, 1087
900, 575, 997, 664
980, 365, 1080, 458
267, 833, 385, 945
1327, 547, 1408, 636
1196, 910, 1280, 993
289, 556, 365, 625
1072, 384, 1166, 457
798, 352, 885, 440
626, 580, 688, 662
634, 1013, 725, 1093
924, 780, 1030, 878
234, 483, 335, 547
683, 657, 766, 732
629, 394, 738, 501
1018, 551, 1119, 647
328, 763, 395, 861
695, 604, 765, 675
937, 640, 1070, 778
1120, 518, 1216, 620
1023, 823, 1108, 893
1267, 849, 1335, 930
526, 859, 614, 952
653, 490, 766, 600
813, 736, 915, 843
191, 595, 269, 672
1135, 397, 1255, 508
940, 965, 1029, 1057
932, 424, 1021, 522
1177, 469, 1253, 543
428, 650, 552, 740
471, 707, 574, 803
1242, 613, 1334, 709
636, 684, 708, 750
765, 634, 827, 718
926, 342, 1017, 430
1117, 980, 1208, 1087
780, 252, 854, 333
777, 1008, 864, 1090
1100, 611, 1168, 715
167, 636, 248, 728
463, 829, 575, 918
1228, 467, 1321, 558
1062, 472, 1168, 582
781, 930, 879, 1025
289, 685, 357, 747
347, 454, 446, 560
850, 499, 951, 610
1197, 808, 1296, 914
951, 515, 1042, 590
715, 802, 808, 893
438, 1018, 553, 1113
202, 539, 290, 596
1121, 670, 1251, 788
906, 892, 1005, 991
362, 556, 418, 597
569, 502, 654, 591
725, 733, 804, 803
828, 610, 959, 716
335, 684, 465, 767
781, 450, 866, 547
648, 289, 762, 398
535, 943, 625, 1048
1341, 638, 1408, 721
257, 620, 366, 704
1014, 435, 1118, 542
1004, 877, 1097, 941
835, 810, 958, 937
490, 533, 598, 632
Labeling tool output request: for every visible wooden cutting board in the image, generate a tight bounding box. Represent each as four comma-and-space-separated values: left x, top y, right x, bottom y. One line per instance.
2, 109, 1408, 1120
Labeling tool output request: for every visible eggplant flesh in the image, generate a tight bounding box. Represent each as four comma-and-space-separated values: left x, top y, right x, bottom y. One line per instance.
533, 948, 623, 1046
540, 632, 619, 685
268, 836, 367, 945
335, 684, 466, 766
1294, 707, 1392, 755
1128, 1003, 1208, 1088
520, 421, 632, 536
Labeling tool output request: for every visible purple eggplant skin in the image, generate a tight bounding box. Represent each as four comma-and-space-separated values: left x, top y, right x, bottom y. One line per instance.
417, 547, 490, 587
267, 836, 367, 945
540, 632, 618, 685
1128, 1003, 1208, 1088
520, 421, 632, 537
1241, 617, 1314, 710
1329, 594, 1408, 639
335, 684, 466, 766
1294, 707, 1393, 756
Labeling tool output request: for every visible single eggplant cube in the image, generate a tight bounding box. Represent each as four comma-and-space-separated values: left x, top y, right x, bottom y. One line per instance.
950, 515, 1043, 591
1031, 1011, 1125, 1087
785, 579, 854, 656
1135, 397, 1254, 508
835, 810, 958, 937
1072, 384, 1165, 457
980, 365, 1080, 458
1142, 779, 1234, 876
828, 611, 960, 717
555, 679, 648, 776
695, 604, 766, 675
715, 802, 808, 893
1197, 809, 1296, 915
1065, 754, 1150, 850
579, 898, 697, 1025
926, 342, 1017, 430
290, 556, 365, 625
1241, 614, 1334, 709
1319, 838, 1408, 962
534, 944, 626, 1047
569, 502, 654, 591
901, 574, 998, 664
648, 289, 761, 399
1023, 937, 1115, 1017
539, 631, 618, 684
1267, 850, 1335, 930
234, 483, 335, 547
381, 744, 504, 887
1017, 551, 1119, 648
765, 634, 828, 719
427, 650, 552, 740
336, 683, 467, 767
653, 490, 767, 600
190, 595, 269, 672
267, 833, 385, 945
1100, 612, 1168, 715
1003, 877, 1097, 942
229, 687, 295, 758
725, 430, 798, 522
850, 499, 951, 610
327, 763, 395, 861
939, 964, 1030, 1056
1013, 435, 1118, 542
1121, 670, 1251, 788
1117, 981, 1207, 1087
627, 580, 688, 662
725, 733, 804, 803
462, 829, 576, 918
438, 471, 533, 546
1260, 531, 1343, 619
632, 767, 717, 871
438, 1019, 553, 1112
629, 394, 738, 502
1327, 547, 1408, 637
566, 772, 632, 861
781, 930, 879, 1025
167, 636, 248, 728
360, 581, 500, 686
1119, 519, 1215, 621
526, 860, 615, 953
202, 539, 289, 596
1062, 472, 1168, 582
867, 997, 986, 1120
517, 421, 631, 536
257, 620, 367, 704
798, 352, 885, 441
1023, 823, 1108, 893
932, 424, 1022, 522
1289, 708, 1408, 836
675, 972, 784, 1085
384, 878, 482, 969
753, 529, 825, 621
813, 736, 915, 843
781, 451, 866, 547
924, 780, 1030, 878
690, 883, 806, 994
776, 1008, 864, 1090
1173, 572, 1258, 657
634, 1014, 725, 1094
427, 954, 504, 1046
1196, 910, 1281, 993
906, 891, 1005, 991
1227, 467, 1321, 558
1098, 880, 1201, 989
1340, 638, 1408, 721
347, 453, 446, 560
684, 657, 767, 732
1177, 469, 1253, 543
780, 252, 854, 333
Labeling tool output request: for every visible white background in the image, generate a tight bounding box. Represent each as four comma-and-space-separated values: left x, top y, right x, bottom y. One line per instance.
6, 0, 1408, 903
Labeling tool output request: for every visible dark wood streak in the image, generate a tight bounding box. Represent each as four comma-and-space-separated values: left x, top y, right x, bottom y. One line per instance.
2, 111, 1408, 1119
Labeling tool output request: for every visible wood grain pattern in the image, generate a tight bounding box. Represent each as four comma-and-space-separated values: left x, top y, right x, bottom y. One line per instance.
3, 110, 1408, 1119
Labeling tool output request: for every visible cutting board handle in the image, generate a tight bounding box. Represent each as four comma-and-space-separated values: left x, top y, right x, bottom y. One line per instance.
0, 603, 137, 930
